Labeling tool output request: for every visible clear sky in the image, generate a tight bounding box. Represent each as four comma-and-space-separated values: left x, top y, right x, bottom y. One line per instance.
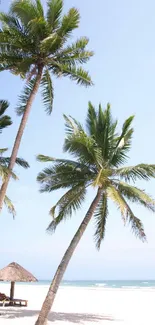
0, 0, 155, 280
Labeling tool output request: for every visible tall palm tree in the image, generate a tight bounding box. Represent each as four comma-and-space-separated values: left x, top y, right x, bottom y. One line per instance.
35, 103, 155, 325
0, 100, 29, 217
0, 0, 93, 210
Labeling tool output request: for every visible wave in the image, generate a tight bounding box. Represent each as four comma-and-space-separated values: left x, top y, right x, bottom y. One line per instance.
121, 286, 140, 289
95, 283, 107, 287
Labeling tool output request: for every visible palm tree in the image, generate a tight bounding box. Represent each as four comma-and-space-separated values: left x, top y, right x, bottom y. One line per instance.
0, 99, 29, 217
35, 103, 155, 325
0, 0, 93, 210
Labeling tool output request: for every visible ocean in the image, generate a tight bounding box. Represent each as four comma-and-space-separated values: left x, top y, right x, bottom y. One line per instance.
30, 280, 155, 289
1, 280, 155, 289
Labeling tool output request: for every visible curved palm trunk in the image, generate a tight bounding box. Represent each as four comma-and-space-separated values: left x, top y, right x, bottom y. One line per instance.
35, 188, 102, 325
0, 66, 43, 211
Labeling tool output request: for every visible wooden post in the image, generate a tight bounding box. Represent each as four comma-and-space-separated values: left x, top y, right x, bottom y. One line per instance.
10, 281, 15, 301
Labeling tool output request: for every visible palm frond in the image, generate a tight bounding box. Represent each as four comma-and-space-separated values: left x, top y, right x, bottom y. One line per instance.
63, 114, 84, 135
14, 157, 30, 169
47, 185, 86, 232
0, 100, 9, 115
0, 100, 12, 132
37, 155, 87, 167
16, 77, 36, 116
117, 192, 146, 241
51, 64, 93, 87
110, 116, 134, 167
40, 33, 62, 53
0, 12, 22, 30
116, 181, 155, 212
4, 195, 16, 218
94, 192, 108, 249
37, 154, 55, 163
27, 17, 48, 38
86, 103, 118, 162
37, 160, 92, 192
47, 0, 63, 30
10, 0, 41, 26
100, 103, 117, 161
0, 156, 29, 169
0, 115, 12, 132
86, 102, 97, 136
41, 69, 54, 114
107, 185, 127, 222
0, 148, 8, 154
56, 37, 94, 65
108, 185, 146, 241
36, 0, 44, 17
61, 37, 89, 54
58, 7, 80, 39
64, 127, 103, 168
117, 116, 134, 148
116, 164, 155, 182
0, 165, 10, 181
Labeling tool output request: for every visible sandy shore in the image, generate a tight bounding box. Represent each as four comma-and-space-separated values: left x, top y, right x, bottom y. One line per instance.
0, 284, 155, 324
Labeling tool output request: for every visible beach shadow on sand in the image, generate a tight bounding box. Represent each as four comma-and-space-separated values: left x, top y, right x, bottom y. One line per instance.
0, 308, 115, 323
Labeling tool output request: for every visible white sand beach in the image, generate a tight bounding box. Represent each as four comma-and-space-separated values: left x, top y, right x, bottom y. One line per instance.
0, 284, 155, 325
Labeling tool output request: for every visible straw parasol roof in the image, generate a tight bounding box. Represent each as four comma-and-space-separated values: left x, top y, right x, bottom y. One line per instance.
0, 262, 37, 282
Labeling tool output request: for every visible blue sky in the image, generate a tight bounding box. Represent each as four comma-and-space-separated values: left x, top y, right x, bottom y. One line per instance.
0, 0, 155, 280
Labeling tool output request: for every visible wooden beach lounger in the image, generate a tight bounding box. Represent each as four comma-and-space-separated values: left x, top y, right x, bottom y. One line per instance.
0, 293, 28, 307
10, 298, 28, 307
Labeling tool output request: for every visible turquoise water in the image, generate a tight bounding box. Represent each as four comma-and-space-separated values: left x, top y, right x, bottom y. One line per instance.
20, 280, 155, 288
61, 280, 155, 288
1, 280, 155, 289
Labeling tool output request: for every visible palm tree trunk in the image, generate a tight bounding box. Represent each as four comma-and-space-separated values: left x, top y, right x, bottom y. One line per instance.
0, 66, 43, 211
35, 188, 102, 325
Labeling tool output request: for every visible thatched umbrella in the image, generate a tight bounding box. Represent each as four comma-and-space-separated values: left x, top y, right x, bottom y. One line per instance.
0, 262, 37, 300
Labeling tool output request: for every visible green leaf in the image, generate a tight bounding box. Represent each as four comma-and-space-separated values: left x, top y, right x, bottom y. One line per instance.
63, 114, 83, 135
0, 165, 10, 181
108, 185, 146, 241
40, 33, 62, 53
116, 164, 155, 182
63, 124, 103, 168
0, 12, 22, 29
0, 100, 12, 132
57, 37, 94, 65
27, 17, 48, 38
0, 156, 29, 169
14, 157, 30, 169
86, 102, 97, 136
116, 181, 155, 212
58, 7, 80, 38
107, 185, 127, 222
10, 0, 42, 26
110, 116, 134, 167
36, 0, 44, 17
41, 69, 54, 114
118, 192, 146, 241
4, 195, 16, 219
37, 154, 55, 163
47, 0, 63, 30
0, 148, 8, 154
37, 160, 92, 191
51, 64, 93, 87
94, 193, 108, 249
16, 77, 36, 116
47, 185, 86, 232
0, 100, 10, 115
